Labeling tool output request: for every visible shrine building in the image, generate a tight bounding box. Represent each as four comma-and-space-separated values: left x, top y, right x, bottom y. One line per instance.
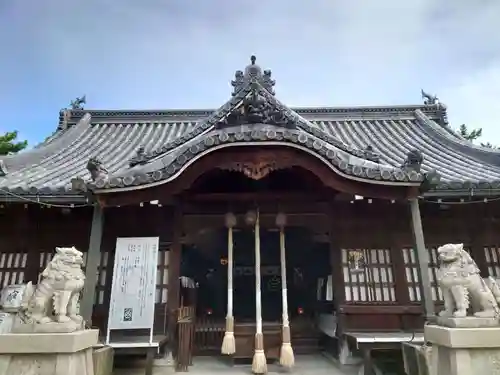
1, 56, 500, 372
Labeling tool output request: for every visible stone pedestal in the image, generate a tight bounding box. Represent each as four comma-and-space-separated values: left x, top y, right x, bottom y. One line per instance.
425, 324, 500, 375
0, 329, 98, 375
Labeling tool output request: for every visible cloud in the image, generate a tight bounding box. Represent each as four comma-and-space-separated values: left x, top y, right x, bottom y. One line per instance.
0, 0, 499, 143
443, 64, 500, 143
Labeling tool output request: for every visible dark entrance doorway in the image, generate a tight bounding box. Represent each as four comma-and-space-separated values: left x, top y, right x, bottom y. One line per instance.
180, 225, 329, 322
178, 163, 334, 356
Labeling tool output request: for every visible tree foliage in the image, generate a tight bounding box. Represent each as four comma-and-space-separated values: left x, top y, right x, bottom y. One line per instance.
458, 124, 482, 142
0, 131, 28, 155
480, 142, 499, 149
456, 124, 499, 149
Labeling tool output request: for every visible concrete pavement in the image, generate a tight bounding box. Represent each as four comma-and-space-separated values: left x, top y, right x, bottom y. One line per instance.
113, 354, 360, 375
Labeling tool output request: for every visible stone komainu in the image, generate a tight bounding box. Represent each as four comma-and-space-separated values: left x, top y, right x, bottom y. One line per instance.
17, 246, 86, 327
437, 243, 500, 318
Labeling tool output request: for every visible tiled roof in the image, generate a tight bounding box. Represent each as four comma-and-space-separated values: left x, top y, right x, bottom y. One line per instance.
2, 57, 500, 200
2, 104, 499, 199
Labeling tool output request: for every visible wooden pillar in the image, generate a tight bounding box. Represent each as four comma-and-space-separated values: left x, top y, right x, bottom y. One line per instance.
167, 203, 182, 354
328, 202, 346, 334
390, 205, 410, 305
469, 205, 488, 276
409, 198, 435, 321
22, 205, 41, 283
81, 204, 105, 325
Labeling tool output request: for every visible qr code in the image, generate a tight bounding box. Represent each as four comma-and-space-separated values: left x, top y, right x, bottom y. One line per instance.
123, 308, 133, 322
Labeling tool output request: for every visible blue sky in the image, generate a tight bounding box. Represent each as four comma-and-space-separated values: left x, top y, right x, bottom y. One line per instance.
1, 0, 499, 147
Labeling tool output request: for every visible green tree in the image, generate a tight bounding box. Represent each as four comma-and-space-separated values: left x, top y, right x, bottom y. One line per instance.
480, 142, 499, 149
457, 124, 482, 142
0, 131, 28, 155
456, 124, 499, 149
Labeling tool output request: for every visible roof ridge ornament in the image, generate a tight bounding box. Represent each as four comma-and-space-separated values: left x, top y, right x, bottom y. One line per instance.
71, 157, 109, 194
402, 149, 424, 172
231, 55, 275, 96
69, 95, 86, 110
421, 89, 439, 106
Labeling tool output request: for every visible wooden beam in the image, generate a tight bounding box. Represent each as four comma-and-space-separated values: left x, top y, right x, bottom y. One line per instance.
184, 192, 331, 202
81, 204, 105, 325
339, 304, 423, 315
409, 199, 435, 321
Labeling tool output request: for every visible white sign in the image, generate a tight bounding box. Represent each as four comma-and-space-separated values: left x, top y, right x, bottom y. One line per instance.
107, 237, 159, 331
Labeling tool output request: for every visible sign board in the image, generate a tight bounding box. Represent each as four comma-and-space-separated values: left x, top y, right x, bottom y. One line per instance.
107, 237, 159, 335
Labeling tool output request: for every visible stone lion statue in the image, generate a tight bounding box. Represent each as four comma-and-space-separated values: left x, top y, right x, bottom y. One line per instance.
437, 243, 500, 319
14, 246, 86, 333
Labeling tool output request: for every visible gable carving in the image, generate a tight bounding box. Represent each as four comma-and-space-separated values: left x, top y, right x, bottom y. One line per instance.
215, 89, 295, 129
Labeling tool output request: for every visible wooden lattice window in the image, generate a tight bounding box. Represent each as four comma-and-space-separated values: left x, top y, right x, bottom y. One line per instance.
484, 247, 500, 278
403, 247, 472, 302
342, 248, 396, 302
0, 252, 28, 288
39, 251, 54, 273
403, 248, 439, 302
156, 243, 170, 304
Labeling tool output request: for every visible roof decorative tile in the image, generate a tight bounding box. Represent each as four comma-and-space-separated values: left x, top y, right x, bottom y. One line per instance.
231, 55, 275, 96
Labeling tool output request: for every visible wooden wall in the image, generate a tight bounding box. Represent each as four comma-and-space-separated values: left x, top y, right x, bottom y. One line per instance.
332, 198, 500, 332
1, 197, 499, 334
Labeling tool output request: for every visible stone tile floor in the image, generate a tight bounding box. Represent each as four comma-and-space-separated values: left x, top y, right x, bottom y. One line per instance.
113, 354, 360, 375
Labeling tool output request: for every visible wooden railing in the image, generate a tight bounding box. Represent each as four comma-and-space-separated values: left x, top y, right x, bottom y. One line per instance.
176, 306, 195, 372
193, 317, 225, 354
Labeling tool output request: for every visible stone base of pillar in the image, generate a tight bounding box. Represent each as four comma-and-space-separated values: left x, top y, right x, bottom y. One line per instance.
0, 329, 98, 375
425, 324, 500, 375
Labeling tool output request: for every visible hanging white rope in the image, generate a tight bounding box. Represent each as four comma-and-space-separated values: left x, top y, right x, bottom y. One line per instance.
247, 209, 267, 374
221, 212, 237, 355
276, 212, 294, 368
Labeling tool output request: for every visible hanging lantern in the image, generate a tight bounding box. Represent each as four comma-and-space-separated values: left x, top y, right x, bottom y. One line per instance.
348, 250, 365, 274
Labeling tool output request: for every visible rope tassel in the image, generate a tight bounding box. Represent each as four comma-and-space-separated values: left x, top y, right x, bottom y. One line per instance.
247, 210, 267, 374
221, 212, 237, 355
277, 213, 295, 368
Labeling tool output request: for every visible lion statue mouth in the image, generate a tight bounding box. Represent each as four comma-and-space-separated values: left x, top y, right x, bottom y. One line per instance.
439, 256, 457, 264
